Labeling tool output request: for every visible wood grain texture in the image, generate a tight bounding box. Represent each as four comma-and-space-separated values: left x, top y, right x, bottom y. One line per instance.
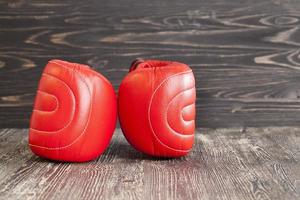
0, 128, 299, 200
1, 0, 300, 127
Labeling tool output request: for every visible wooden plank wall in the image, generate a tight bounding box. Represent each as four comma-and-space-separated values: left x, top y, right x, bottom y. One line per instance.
1, 0, 300, 128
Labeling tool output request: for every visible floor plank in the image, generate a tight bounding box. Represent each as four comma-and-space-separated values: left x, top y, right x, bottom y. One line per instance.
1, 0, 300, 127
0, 128, 299, 200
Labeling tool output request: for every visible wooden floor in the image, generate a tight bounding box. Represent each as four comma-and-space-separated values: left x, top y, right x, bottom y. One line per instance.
0, 128, 299, 200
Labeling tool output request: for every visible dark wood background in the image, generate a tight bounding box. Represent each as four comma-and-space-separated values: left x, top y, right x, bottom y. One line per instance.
0, 1, 299, 199
1, 0, 300, 128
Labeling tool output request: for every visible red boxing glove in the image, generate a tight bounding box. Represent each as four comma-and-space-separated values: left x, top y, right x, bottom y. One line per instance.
118, 59, 196, 157
29, 60, 117, 162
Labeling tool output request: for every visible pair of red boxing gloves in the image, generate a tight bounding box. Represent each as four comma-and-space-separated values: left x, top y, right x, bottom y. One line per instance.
29, 59, 196, 162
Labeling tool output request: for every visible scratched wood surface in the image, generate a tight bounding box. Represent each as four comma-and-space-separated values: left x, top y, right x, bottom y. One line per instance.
0, 128, 299, 200
1, 0, 300, 128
